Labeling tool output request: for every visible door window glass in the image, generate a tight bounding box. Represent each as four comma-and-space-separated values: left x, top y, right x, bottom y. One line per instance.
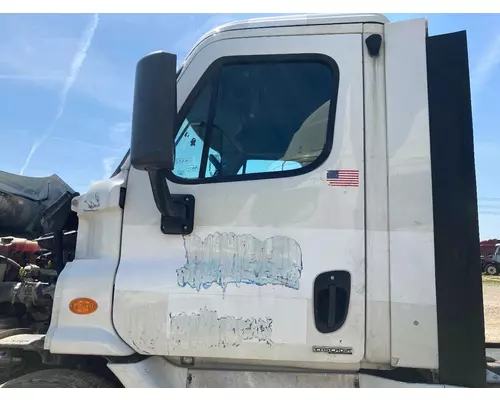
172, 55, 339, 183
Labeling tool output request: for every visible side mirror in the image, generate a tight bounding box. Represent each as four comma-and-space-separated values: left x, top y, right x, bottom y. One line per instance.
130, 51, 177, 171
129, 51, 195, 235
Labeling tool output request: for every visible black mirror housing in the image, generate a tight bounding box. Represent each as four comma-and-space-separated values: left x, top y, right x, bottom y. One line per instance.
130, 51, 177, 171
129, 51, 195, 235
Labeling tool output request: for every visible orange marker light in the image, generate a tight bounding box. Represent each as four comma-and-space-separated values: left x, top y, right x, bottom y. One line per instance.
69, 298, 98, 315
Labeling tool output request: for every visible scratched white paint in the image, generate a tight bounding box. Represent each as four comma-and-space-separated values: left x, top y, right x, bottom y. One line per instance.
177, 233, 302, 291
114, 28, 367, 366
170, 308, 273, 348
82, 191, 101, 212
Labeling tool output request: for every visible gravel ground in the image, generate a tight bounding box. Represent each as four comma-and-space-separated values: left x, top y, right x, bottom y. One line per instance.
483, 277, 500, 343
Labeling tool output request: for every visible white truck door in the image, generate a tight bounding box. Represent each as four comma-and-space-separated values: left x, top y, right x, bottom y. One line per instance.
113, 29, 366, 367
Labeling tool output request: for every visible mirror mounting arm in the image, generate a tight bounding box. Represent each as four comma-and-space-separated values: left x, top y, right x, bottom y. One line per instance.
148, 169, 179, 218
148, 169, 195, 235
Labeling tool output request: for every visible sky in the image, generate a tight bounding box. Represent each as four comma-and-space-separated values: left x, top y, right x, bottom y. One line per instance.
0, 13, 498, 239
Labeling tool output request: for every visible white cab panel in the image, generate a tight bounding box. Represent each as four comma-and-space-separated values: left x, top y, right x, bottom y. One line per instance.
44, 169, 133, 356
385, 18, 438, 369
362, 23, 391, 365
113, 29, 366, 367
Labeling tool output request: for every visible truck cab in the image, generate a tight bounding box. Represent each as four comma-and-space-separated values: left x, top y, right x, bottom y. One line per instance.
493, 244, 500, 264
0, 13, 489, 388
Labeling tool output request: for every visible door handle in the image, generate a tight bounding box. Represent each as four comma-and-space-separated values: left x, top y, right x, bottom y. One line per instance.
314, 271, 351, 334
327, 283, 337, 329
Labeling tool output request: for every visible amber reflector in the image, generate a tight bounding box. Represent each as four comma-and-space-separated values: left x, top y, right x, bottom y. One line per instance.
69, 298, 98, 315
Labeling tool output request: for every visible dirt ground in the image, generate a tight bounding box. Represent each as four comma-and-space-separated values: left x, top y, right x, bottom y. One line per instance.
483, 276, 500, 343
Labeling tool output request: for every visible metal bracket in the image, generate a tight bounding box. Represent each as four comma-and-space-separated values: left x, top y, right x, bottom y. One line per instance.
160, 195, 195, 235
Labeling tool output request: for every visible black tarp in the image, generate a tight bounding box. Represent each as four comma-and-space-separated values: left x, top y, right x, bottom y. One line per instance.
0, 170, 75, 239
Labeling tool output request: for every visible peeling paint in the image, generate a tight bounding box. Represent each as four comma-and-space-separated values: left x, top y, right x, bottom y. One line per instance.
83, 192, 100, 212
177, 233, 303, 291
117, 298, 168, 355
170, 308, 273, 348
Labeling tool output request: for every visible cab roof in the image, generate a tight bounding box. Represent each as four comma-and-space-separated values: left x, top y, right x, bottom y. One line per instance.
198, 13, 388, 43
213, 13, 388, 31
179, 13, 389, 73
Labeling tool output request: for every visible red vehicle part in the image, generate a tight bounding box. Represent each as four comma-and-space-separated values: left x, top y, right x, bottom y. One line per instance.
480, 239, 500, 259
0, 237, 42, 266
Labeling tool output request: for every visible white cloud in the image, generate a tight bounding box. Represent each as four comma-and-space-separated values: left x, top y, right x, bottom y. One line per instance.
0, 17, 79, 89
102, 155, 120, 180
0, 74, 64, 82
0, 14, 134, 113
92, 121, 132, 182
58, 14, 100, 115
0, 14, 245, 116
50, 120, 130, 154
51, 136, 114, 151
19, 14, 100, 175
471, 32, 500, 93
107, 121, 131, 149
71, 53, 135, 112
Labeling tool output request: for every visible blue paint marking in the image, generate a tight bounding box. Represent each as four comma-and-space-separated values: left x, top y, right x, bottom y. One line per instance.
176, 233, 303, 291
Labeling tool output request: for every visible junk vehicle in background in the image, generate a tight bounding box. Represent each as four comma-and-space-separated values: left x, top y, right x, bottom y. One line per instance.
481, 239, 500, 259
482, 244, 500, 276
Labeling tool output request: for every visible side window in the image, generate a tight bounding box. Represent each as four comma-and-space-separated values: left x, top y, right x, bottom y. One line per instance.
173, 85, 211, 179
173, 120, 203, 178
172, 55, 338, 183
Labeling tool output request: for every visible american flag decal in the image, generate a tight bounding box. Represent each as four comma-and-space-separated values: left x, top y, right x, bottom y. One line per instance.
327, 169, 360, 187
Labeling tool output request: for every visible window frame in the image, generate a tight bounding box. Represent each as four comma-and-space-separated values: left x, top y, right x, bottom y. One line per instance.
167, 53, 340, 185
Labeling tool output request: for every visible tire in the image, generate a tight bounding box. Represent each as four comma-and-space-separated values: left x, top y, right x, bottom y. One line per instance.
485, 264, 499, 276
1, 368, 116, 388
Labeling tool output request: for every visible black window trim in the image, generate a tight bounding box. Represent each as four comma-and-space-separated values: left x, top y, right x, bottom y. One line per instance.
167, 53, 340, 185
